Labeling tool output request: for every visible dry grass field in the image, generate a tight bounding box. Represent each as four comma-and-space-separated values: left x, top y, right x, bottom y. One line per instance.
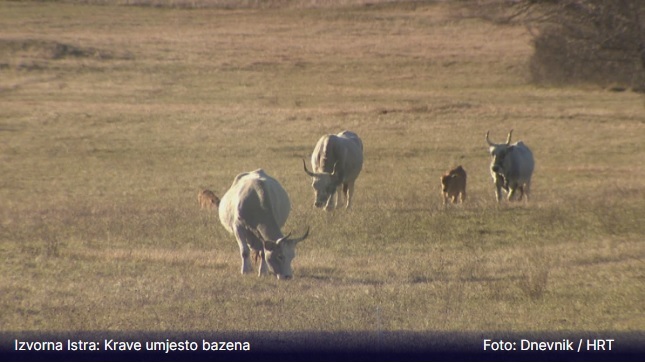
1, 0, 644, 333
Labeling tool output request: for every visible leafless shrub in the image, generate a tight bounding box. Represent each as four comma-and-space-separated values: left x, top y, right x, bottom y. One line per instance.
469, 0, 645, 90
529, 0, 645, 90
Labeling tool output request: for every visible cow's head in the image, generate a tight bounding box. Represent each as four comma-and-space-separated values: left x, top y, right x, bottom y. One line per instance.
262, 228, 309, 280
303, 159, 343, 209
486, 129, 514, 175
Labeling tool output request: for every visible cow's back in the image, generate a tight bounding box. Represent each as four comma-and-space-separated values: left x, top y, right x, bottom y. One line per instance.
337, 130, 363, 151
311, 134, 351, 174
219, 169, 290, 234
338, 131, 363, 182
312, 131, 363, 180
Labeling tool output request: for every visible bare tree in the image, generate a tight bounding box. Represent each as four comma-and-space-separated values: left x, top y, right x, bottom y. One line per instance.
478, 0, 645, 90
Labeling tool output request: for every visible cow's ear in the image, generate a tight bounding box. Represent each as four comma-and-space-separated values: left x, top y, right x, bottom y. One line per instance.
263, 240, 278, 251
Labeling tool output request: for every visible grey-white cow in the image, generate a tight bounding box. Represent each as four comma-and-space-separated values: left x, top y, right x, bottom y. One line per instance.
303, 130, 363, 211
486, 129, 535, 202
218, 169, 309, 280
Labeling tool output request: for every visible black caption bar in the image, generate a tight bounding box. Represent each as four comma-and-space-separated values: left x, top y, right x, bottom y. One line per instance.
1, 331, 643, 361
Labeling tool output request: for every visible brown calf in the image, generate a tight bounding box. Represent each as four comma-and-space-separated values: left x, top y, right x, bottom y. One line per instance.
440, 165, 467, 205
198, 189, 220, 211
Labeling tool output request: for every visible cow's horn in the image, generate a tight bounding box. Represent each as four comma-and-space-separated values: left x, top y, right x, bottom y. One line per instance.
293, 227, 310, 243
486, 130, 494, 146
506, 129, 513, 145
302, 159, 315, 177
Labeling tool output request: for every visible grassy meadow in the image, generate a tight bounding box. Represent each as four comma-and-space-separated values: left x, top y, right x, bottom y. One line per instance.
1, 1, 644, 332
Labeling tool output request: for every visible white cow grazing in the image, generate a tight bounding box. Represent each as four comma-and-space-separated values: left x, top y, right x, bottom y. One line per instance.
218, 169, 309, 280
303, 130, 364, 211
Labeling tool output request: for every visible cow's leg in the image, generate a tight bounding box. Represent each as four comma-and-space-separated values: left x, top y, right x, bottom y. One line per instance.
258, 250, 269, 277
494, 176, 504, 203
233, 227, 254, 275
324, 191, 336, 211
344, 181, 355, 209
460, 190, 466, 203
507, 182, 519, 201
342, 183, 348, 208
523, 181, 531, 202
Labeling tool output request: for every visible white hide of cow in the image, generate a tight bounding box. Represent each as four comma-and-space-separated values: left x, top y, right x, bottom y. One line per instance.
303, 130, 364, 211
218, 169, 309, 280
486, 129, 535, 202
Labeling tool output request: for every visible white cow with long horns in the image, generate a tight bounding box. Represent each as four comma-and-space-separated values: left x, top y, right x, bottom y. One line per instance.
219, 169, 309, 280
486, 129, 535, 202
303, 130, 363, 211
